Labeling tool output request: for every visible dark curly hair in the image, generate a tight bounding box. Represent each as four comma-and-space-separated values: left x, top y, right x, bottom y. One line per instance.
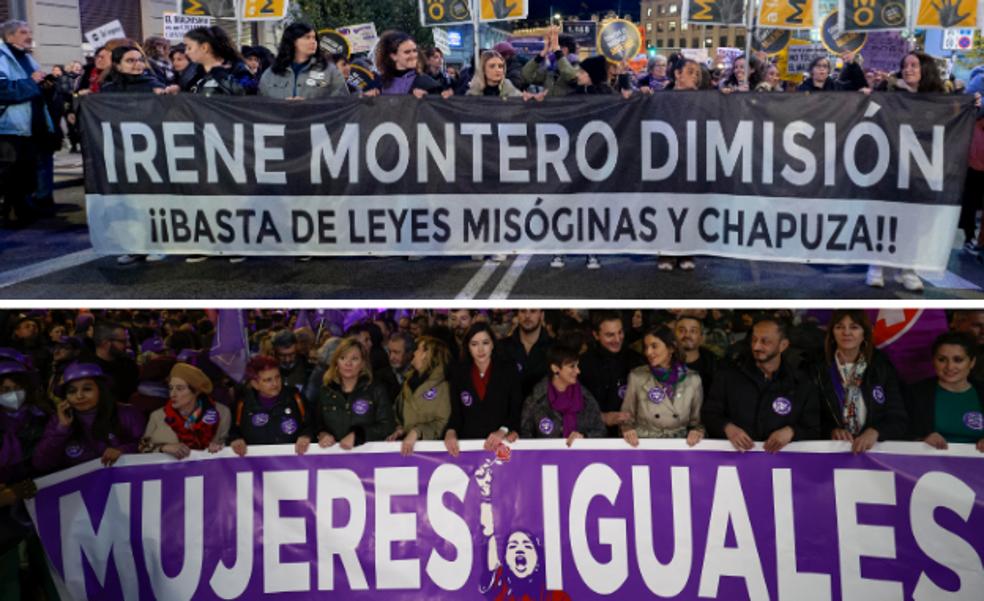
271, 22, 326, 76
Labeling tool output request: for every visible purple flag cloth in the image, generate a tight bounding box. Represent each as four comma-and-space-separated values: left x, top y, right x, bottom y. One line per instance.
208, 309, 248, 383
294, 309, 314, 332
867, 309, 949, 384
26, 440, 984, 601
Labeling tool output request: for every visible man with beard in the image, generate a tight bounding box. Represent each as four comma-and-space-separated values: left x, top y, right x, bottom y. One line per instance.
702, 316, 820, 453
674, 316, 720, 392
9, 312, 51, 385
448, 309, 475, 363
272, 330, 310, 394
85, 320, 139, 403
501, 309, 553, 399
375, 331, 414, 403
578, 311, 644, 435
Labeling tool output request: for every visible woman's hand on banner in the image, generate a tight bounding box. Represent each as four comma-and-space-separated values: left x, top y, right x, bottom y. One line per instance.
725, 423, 754, 452
851, 428, 879, 454
831, 428, 854, 442
318, 432, 336, 447
101, 447, 122, 466
687, 429, 704, 447
339, 432, 356, 450
922, 432, 948, 450
401, 428, 419, 456
161, 443, 191, 459
565, 431, 584, 447
763, 426, 794, 454
444, 430, 460, 457
230, 438, 247, 456
386, 426, 404, 442
622, 429, 639, 448
294, 435, 311, 455
207, 441, 223, 454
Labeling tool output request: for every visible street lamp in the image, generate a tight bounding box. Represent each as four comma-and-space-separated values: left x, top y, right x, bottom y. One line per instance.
554, 13, 562, 23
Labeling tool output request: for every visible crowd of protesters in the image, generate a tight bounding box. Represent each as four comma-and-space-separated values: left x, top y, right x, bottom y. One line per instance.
4, 20, 984, 285
1, 306, 984, 595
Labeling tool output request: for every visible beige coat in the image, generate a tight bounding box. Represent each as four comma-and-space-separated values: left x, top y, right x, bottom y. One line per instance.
620, 365, 704, 438
397, 366, 451, 440
142, 402, 232, 450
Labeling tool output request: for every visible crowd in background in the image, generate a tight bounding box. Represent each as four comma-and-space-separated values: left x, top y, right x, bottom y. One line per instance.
4, 19, 984, 287
1, 306, 984, 596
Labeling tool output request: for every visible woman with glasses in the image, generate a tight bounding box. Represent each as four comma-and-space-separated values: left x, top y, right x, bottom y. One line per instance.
140, 363, 230, 459
100, 46, 173, 94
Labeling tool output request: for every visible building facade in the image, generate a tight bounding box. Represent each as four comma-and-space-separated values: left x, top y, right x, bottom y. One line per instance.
639, 0, 745, 57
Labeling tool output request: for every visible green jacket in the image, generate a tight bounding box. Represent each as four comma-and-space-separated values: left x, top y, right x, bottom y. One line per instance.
521, 52, 579, 97
313, 376, 394, 445
397, 366, 451, 440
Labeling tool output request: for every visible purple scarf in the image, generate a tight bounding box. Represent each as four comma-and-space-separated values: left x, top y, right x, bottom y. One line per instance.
382, 70, 416, 96
547, 382, 583, 438
650, 362, 687, 401
258, 392, 279, 411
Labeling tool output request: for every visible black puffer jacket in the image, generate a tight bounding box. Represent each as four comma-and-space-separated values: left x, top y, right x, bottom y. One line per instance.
312, 376, 394, 445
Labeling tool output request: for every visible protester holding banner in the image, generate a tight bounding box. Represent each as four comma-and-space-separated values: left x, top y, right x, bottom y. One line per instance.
169, 44, 201, 92
578, 311, 643, 435
520, 344, 605, 444
420, 46, 455, 93
312, 337, 394, 449
259, 22, 348, 100
521, 26, 579, 97
32, 363, 146, 472
466, 51, 522, 98
142, 36, 173, 86
228, 355, 311, 457
75, 45, 110, 95
621, 326, 704, 446
100, 46, 169, 94
811, 310, 908, 453
390, 335, 451, 455
797, 54, 865, 91
445, 323, 522, 457
755, 63, 785, 92
139, 362, 229, 459
702, 316, 820, 452
908, 332, 984, 451
719, 54, 754, 93
183, 26, 255, 97
371, 30, 445, 98
637, 55, 670, 92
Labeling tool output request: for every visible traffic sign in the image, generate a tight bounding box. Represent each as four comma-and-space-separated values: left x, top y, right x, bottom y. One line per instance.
242, 0, 288, 21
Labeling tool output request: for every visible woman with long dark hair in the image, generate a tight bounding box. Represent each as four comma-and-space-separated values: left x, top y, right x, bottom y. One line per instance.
445, 323, 522, 456
908, 332, 984, 452
810, 310, 907, 453
370, 30, 446, 98
100, 46, 169, 95
32, 363, 146, 472
259, 22, 348, 99
183, 26, 255, 96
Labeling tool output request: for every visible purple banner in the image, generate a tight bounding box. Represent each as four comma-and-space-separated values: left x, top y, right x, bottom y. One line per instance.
26, 441, 984, 600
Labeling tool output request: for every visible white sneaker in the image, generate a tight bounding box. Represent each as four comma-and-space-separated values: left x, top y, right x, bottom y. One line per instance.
897, 269, 924, 292
657, 258, 674, 271
678, 258, 696, 271
550, 256, 565, 268
865, 265, 885, 288
145, 253, 166, 262
586, 256, 601, 270
491, 254, 508, 262
228, 256, 246, 264
185, 255, 209, 263
116, 254, 140, 265
297, 256, 313, 262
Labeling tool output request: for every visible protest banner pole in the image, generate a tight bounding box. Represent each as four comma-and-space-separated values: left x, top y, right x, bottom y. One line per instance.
472, 0, 481, 74
745, 0, 755, 80
235, 0, 243, 44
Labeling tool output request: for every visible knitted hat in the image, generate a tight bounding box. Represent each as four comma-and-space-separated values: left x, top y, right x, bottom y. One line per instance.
580, 55, 609, 87
169, 362, 213, 395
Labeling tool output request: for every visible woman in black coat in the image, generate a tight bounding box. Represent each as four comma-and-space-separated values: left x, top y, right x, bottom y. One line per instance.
908, 332, 984, 452
444, 323, 522, 456
811, 310, 908, 453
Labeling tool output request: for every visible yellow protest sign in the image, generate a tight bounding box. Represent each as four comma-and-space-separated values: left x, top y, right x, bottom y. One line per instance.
180, 0, 208, 15
758, 0, 816, 29
480, 0, 528, 22
242, 0, 289, 21
915, 0, 977, 28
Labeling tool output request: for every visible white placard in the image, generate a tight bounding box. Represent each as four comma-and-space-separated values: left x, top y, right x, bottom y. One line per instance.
337, 22, 379, 55
163, 13, 214, 41
432, 27, 450, 55
83, 20, 126, 46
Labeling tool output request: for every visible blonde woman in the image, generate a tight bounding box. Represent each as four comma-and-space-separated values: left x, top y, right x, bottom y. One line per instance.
388, 336, 451, 455
467, 50, 523, 98
313, 337, 394, 449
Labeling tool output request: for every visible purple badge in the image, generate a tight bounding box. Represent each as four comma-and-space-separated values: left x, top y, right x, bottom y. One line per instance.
773, 397, 792, 416
647, 387, 664, 403
516, 362, 524, 373
352, 399, 370, 416
460, 391, 474, 407
618, 384, 627, 400
281, 418, 298, 435
251, 413, 269, 427
202, 409, 218, 425
963, 411, 983, 431
538, 417, 555, 435
871, 386, 886, 405
65, 443, 84, 458
423, 387, 438, 401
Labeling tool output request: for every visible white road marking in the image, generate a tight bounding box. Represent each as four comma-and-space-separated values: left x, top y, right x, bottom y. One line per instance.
454, 259, 502, 300
489, 254, 532, 299
918, 269, 983, 291
0, 248, 101, 289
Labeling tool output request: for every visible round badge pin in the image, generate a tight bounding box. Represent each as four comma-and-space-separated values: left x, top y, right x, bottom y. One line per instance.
871, 386, 886, 405
618, 384, 627, 400
648, 387, 664, 403
423, 387, 438, 400
65, 443, 84, 458
772, 397, 792, 416
352, 399, 370, 415
281, 418, 298, 435
202, 409, 218, 424
538, 417, 554, 435
461, 391, 474, 407
963, 411, 983, 431
252, 413, 269, 427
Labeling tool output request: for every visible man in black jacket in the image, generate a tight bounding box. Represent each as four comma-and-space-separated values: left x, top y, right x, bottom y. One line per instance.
674, 315, 720, 393
702, 316, 820, 452
501, 309, 553, 399
579, 311, 644, 435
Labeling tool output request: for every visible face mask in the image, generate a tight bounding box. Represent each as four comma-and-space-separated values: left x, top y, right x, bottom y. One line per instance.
0, 389, 27, 411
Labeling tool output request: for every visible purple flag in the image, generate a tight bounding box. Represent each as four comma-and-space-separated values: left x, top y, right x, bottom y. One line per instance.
26, 440, 984, 601
867, 309, 949, 384
208, 309, 248, 383
294, 309, 314, 332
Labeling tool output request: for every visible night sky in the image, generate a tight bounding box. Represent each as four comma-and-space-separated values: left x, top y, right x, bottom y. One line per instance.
527, 0, 640, 20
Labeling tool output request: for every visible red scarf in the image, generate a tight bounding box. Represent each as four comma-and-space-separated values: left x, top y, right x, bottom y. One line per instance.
472, 362, 492, 400
163, 397, 219, 449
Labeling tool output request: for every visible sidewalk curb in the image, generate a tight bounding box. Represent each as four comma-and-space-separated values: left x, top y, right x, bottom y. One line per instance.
54, 178, 84, 190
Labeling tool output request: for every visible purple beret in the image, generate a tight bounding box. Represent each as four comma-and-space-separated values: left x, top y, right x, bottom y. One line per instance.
140, 337, 166, 354
61, 362, 106, 390
0, 347, 29, 367
0, 361, 27, 377
176, 349, 200, 364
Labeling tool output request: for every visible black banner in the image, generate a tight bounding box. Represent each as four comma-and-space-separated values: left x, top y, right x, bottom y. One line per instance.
80, 93, 974, 268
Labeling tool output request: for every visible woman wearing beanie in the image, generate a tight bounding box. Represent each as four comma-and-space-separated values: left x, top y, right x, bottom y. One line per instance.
141, 362, 231, 459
